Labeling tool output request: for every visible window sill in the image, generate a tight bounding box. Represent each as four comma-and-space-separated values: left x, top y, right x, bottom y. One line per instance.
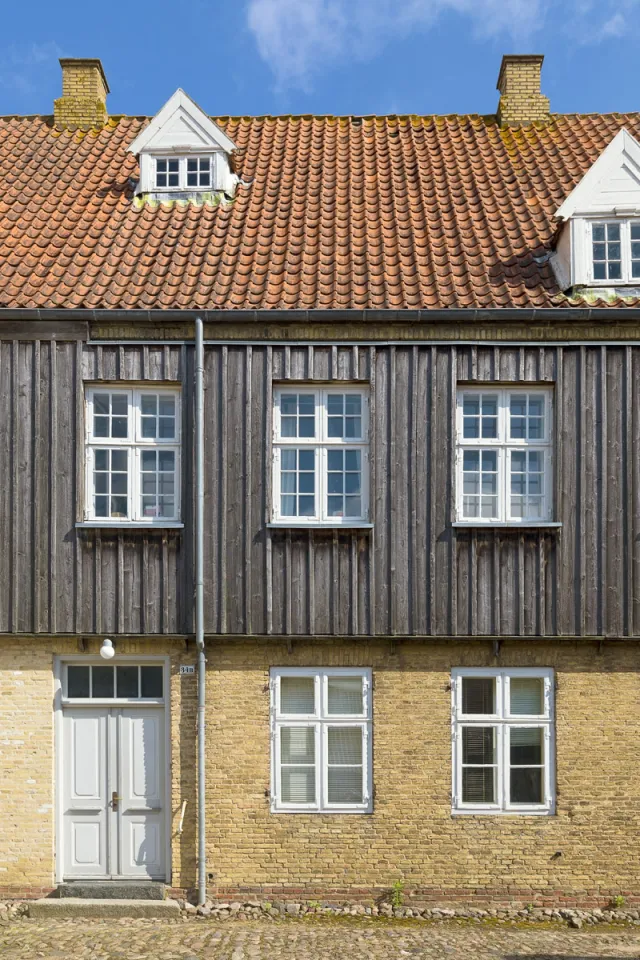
271, 806, 372, 815
76, 521, 184, 530
267, 522, 374, 530
452, 522, 562, 529
452, 807, 554, 817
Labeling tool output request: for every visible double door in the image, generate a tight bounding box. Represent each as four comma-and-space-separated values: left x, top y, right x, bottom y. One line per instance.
62, 706, 166, 879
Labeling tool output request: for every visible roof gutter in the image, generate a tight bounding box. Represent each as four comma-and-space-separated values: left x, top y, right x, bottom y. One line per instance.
3, 307, 640, 323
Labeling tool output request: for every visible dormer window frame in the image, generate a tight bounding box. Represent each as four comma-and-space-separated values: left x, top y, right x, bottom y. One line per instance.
152, 153, 216, 193
585, 217, 640, 285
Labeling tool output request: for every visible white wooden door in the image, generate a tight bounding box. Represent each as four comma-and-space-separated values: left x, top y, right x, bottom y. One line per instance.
118, 709, 166, 878
62, 707, 166, 879
62, 709, 109, 877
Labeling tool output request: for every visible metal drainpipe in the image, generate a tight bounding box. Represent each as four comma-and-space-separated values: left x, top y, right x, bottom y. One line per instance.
195, 317, 206, 905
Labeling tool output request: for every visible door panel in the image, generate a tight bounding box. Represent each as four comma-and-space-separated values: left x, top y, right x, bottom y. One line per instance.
62, 710, 109, 877
62, 700, 166, 880
118, 709, 165, 878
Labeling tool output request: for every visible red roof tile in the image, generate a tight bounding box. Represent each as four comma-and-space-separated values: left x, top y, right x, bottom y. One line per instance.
1, 111, 640, 310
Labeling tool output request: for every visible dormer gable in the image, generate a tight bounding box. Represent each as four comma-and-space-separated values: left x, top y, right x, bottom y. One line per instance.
552, 129, 640, 291
128, 88, 237, 199
556, 128, 640, 219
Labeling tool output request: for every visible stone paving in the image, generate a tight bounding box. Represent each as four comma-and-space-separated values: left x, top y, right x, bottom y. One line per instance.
2, 918, 640, 960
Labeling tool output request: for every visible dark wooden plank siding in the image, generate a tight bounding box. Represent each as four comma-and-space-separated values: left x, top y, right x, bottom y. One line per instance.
1, 339, 639, 637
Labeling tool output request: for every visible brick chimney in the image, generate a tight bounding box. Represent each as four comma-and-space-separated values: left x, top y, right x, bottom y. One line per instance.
54, 59, 109, 129
496, 54, 550, 127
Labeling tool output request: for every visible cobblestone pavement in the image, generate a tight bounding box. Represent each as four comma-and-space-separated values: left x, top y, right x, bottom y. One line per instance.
2, 919, 640, 960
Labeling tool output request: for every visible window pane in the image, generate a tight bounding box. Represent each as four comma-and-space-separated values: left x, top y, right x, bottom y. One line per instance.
281, 726, 314, 763
510, 727, 543, 765
462, 727, 496, 803
462, 678, 495, 714
510, 768, 542, 804
280, 677, 315, 714
67, 665, 90, 698
609, 261, 622, 280
94, 393, 110, 415
279, 394, 316, 439
592, 224, 605, 242
112, 450, 127, 472
281, 767, 315, 803
92, 666, 114, 698
510, 678, 543, 715
117, 665, 139, 698
462, 767, 495, 803
327, 727, 362, 764
327, 677, 363, 714
141, 666, 163, 698
462, 726, 495, 765
328, 767, 363, 803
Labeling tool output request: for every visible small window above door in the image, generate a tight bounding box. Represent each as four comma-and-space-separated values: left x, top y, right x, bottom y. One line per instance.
64, 664, 164, 701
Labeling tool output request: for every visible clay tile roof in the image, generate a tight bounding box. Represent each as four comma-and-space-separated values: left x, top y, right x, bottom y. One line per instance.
2, 111, 640, 310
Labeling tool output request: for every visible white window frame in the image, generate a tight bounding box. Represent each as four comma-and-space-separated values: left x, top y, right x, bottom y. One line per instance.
270, 667, 373, 814
84, 386, 181, 526
455, 387, 554, 526
153, 154, 216, 192
451, 667, 555, 816
577, 218, 640, 285
272, 386, 370, 527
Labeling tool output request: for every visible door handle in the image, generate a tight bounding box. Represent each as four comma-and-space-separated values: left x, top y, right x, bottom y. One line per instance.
111, 791, 122, 810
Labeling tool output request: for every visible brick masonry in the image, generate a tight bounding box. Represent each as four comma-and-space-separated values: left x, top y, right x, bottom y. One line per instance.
1, 636, 639, 906
53, 59, 109, 128
496, 55, 550, 127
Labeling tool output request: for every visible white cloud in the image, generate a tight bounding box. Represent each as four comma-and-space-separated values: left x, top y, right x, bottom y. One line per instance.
247, 0, 545, 89
246, 0, 637, 89
0, 42, 63, 96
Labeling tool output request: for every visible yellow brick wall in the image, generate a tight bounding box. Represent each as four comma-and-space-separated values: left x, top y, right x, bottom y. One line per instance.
54, 61, 108, 128
0, 638, 195, 896
2, 636, 639, 905
202, 639, 640, 905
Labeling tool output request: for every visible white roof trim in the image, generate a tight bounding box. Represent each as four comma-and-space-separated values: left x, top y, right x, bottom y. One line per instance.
556, 128, 640, 220
127, 88, 236, 156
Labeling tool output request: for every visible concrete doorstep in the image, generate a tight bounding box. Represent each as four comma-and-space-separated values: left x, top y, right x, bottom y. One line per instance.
28, 898, 181, 919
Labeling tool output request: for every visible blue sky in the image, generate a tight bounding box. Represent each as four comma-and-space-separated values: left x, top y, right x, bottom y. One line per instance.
0, 0, 639, 119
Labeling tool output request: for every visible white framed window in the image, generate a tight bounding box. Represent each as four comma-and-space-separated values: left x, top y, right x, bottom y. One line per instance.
272, 387, 370, 526
154, 155, 214, 191
451, 667, 554, 815
85, 386, 181, 525
63, 662, 164, 701
589, 219, 640, 283
270, 668, 372, 813
455, 388, 553, 525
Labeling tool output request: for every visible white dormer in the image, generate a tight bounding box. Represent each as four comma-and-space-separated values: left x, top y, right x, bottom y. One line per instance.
128, 89, 237, 198
553, 129, 640, 290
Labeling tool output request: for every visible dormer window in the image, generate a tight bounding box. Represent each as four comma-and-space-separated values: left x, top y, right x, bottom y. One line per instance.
187, 157, 211, 188
591, 221, 640, 282
128, 89, 238, 200
155, 158, 179, 188
553, 130, 640, 291
153, 156, 213, 191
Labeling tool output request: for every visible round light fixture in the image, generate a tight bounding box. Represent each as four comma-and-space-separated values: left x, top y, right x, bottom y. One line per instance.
99, 638, 115, 660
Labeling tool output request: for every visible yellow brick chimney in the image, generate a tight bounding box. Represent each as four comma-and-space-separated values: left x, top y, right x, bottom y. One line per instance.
496, 54, 550, 127
54, 58, 109, 129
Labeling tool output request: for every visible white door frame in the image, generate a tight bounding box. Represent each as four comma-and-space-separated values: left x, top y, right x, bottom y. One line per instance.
54, 655, 172, 885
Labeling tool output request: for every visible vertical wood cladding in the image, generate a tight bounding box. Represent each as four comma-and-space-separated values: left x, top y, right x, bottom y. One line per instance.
0, 340, 638, 637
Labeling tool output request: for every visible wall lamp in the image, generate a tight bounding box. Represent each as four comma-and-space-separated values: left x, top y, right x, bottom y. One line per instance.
99, 638, 115, 660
